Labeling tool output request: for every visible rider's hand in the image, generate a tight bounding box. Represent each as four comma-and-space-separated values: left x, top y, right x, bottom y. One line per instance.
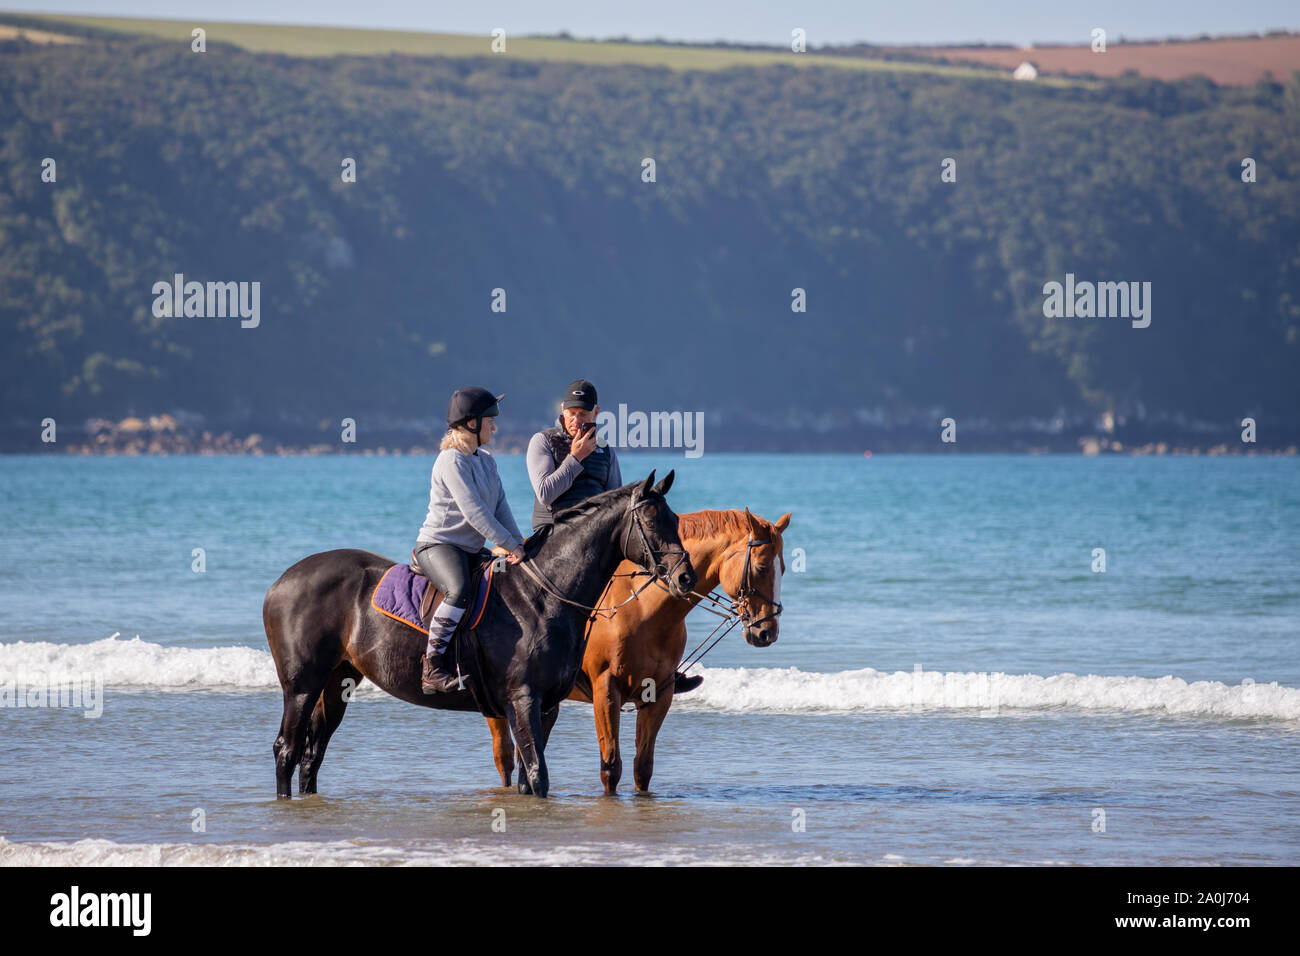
506, 544, 526, 565
570, 425, 597, 461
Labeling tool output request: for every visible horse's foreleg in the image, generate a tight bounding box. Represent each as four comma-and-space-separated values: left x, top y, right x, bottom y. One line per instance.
299, 663, 360, 795
516, 705, 559, 795
633, 687, 674, 793
486, 716, 514, 787
506, 693, 548, 798
592, 671, 623, 795
541, 704, 560, 747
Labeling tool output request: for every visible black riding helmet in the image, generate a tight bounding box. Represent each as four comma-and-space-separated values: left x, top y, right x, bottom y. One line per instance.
447, 386, 504, 440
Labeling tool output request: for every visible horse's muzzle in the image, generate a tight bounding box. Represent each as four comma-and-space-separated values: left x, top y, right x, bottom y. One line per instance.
744, 624, 778, 647
666, 564, 697, 599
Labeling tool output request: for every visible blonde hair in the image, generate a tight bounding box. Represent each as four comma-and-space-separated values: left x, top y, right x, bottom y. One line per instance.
439, 426, 478, 454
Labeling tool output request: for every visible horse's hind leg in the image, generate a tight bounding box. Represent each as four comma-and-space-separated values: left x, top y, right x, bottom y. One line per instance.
299, 663, 362, 795
273, 656, 337, 799
274, 682, 325, 799
485, 716, 515, 787
506, 693, 549, 798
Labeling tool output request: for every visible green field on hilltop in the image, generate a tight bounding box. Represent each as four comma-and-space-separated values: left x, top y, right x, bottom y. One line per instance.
27, 12, 1074, 82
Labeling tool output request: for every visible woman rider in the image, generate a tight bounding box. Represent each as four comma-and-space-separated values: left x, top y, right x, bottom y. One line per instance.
415, 386, 526, 694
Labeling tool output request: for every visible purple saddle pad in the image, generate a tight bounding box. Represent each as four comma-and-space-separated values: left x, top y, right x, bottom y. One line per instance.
370, 562, 491, 633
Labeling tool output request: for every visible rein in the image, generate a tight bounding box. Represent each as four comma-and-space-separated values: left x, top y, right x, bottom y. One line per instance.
516, 558, 659, 620
513, 495, 682, 620
620, 535, 784, 710
514, 512, 785, 712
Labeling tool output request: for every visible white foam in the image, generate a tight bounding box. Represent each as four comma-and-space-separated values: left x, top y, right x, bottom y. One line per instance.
677, 664, 1300, 722
2, 639, 1296, 722
0, 836, 836, 867
0, 635, 280, 691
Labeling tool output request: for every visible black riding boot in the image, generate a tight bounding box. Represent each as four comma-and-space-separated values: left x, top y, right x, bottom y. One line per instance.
674, 671, 704, 693
421, 650, 461, 694
421, 603, 466, 694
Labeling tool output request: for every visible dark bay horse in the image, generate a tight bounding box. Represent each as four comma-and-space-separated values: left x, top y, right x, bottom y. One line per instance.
485, 508, 789, 793
263, 471, 695, 798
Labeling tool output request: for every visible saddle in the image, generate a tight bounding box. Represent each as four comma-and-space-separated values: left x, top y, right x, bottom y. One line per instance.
388, 546, 599, 714
365, 549, 505, 714
408, 547, 496, 629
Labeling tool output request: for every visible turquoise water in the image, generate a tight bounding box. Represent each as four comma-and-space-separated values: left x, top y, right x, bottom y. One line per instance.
2, 453, 1298, 865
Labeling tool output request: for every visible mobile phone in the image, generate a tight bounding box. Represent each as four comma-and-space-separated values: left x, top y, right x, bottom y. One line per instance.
581, 421, 596, 434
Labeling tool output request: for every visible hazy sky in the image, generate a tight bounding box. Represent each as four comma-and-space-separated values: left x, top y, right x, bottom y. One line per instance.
8, 0, 1299, 45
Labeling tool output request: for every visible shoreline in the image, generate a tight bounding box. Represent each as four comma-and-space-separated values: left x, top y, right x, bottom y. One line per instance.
7, 440, 1297, 457
4, 414, 1297, 457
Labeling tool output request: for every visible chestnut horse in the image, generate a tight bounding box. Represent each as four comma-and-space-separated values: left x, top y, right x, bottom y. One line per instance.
484, 508, 790, 793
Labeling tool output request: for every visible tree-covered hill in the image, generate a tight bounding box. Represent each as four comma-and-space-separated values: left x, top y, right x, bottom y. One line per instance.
1, 28, 1297, 445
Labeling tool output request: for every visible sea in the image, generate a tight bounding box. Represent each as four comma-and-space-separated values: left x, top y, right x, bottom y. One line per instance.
1, 452, 1297, 865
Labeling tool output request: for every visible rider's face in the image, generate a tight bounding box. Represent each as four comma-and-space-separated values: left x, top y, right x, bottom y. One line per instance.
561, 406, 598, 436
469, 416, 497, 446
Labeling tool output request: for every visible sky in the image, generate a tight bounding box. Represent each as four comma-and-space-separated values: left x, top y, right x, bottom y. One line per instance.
6, 0, 1299, 46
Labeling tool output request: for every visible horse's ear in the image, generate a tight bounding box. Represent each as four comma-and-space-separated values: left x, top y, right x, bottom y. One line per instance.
639, 471, 656, 497
744, 507, 760, 534
774, 512, 791, 532
652, 469, 675, 497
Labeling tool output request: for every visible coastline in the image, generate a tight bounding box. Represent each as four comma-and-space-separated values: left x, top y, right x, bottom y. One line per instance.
4, 415, 1295, 457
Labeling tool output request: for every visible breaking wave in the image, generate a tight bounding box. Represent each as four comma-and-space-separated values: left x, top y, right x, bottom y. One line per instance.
1, 637, 1295, 721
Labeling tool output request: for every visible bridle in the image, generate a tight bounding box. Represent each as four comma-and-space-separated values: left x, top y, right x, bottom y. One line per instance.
515, 501, 782, 711
734, 535, 784, 628
620, 532, 784, 709
622, 494, 690, 587
515, 493, 687, 619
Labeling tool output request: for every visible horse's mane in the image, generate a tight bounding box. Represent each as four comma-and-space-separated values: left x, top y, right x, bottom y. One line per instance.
677, 509, 760, 540
521, 521, 556, 558
551, 481, 637, 526
522, 483, 640, 558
